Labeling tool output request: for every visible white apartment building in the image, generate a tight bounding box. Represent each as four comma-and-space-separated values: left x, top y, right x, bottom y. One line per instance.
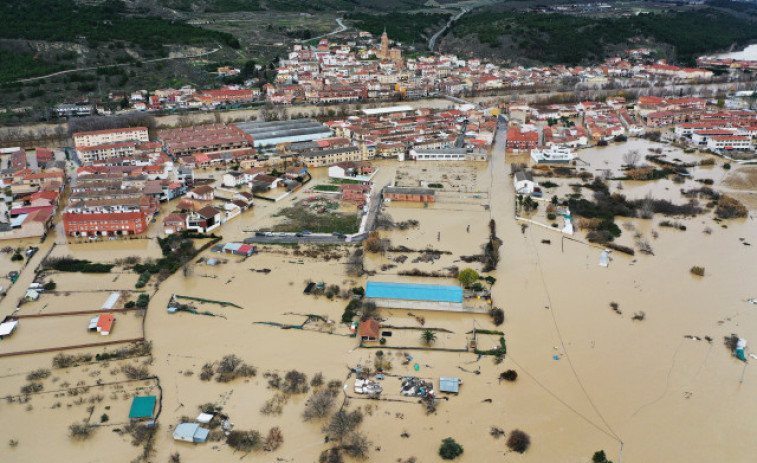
73, 127, 149, 148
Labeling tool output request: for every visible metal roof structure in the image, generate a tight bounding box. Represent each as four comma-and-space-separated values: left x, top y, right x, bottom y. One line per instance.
0, 320, 19, 337
234, 119, 332, 147
362, 105, 414, 116
129, 396, 157, 419
439, 377, 461, 393
366, 282, 463, 303
173, 422, 209, 443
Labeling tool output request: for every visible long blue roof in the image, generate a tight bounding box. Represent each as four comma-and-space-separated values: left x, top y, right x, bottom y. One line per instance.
366, 282, 463, 303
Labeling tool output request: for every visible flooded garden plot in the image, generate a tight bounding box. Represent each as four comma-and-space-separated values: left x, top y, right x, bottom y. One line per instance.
269, 197, 360, 234
38, 272, 141, 293
366, 205, 493, 277
49, 239, 165, 263
0, 246, 25, 274
155, 246, 358, 325
17, 290, 140, 315
518, 138, 752, 253
0, 353, 161, 463
394, 163, 489, 193
0, 312, 143, 355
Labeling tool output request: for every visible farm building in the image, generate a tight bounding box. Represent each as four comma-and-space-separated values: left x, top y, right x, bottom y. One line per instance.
173, 423, 209, 443
359, 319, 381, 342
382, 187, 435, 203
365, 281, 464, 312
101, 293, 121, 310
212, 242, 255, 256
88, 314, 115, 335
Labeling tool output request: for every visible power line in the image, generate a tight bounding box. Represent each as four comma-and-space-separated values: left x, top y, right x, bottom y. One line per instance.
529, 230, 623, 444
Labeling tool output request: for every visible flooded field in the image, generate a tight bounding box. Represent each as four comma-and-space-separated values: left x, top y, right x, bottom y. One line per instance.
1, 136, 757, 462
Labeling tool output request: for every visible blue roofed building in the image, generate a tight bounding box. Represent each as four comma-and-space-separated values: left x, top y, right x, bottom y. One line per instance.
129, 396, 157, 421
365, 281, 464, 312
173, 422, 210, 443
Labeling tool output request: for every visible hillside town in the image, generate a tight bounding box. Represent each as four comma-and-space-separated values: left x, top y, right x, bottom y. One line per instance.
48, 29, 757, 118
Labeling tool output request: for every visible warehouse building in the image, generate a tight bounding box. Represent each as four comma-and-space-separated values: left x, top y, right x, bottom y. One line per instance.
365, 281, 464, 312
234, 119, 332, 148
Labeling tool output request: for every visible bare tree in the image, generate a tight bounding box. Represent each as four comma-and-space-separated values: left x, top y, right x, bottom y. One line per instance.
622, 149, 641, 169
639, 193, 654, 219
218, 355, 243, 374
303, 389, 338, 420
342, 431, 371, 459
326, 409, 363, 441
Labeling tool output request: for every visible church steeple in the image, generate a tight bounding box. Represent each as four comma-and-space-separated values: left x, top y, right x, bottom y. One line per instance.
379, 27, 390, 60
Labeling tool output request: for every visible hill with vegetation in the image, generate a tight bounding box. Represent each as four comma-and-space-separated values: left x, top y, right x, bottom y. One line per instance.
154, 0, 429, 13
446, 8, 757, 66
345, 12, 451, 46
0, 0, 239, 83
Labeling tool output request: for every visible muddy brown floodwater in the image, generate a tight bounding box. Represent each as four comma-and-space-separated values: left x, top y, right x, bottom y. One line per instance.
1, 134, 756, 463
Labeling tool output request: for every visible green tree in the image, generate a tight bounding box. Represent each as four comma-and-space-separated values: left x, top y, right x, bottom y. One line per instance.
457, 268, 479, 288
439, 437, 464, 460
421, 330, 437, 346
593, 450, 613, 463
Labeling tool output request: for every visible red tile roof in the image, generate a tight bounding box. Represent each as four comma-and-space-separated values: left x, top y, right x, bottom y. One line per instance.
359, 319, 380, 339
97, 314, 115, 333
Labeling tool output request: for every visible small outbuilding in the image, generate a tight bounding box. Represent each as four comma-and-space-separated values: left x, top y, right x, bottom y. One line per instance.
513, 171, 541, 196
220, 242, 255, 256
439, 377, 462, 394
88, 314, 115, 335
0, 320, 19, 340
129, 396, 157, 421
101, 292, 121, 310
196, 412, 214, 424
173, 422, 209, 443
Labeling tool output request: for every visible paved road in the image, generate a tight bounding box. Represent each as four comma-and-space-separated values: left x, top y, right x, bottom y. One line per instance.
429, 8, 469, 52
429, 0, 504, 52
302, 18, 347, 44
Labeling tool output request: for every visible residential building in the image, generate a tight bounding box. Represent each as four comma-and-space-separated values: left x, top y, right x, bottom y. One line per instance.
62, 211, 147, 237
163, 213, 188, 234
300, 146, 363, 167
506, 127, 539, 153
73, 127, 149, 148
158, 124, 254, 157
707, 135, 752, 151
187, 205, 222, 233
340, 183, 371, 203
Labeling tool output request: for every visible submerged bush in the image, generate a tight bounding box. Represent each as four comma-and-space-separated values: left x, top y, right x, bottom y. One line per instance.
439, 437, 464, 460
690, 266, 705, 277
506, 429, 531, 453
